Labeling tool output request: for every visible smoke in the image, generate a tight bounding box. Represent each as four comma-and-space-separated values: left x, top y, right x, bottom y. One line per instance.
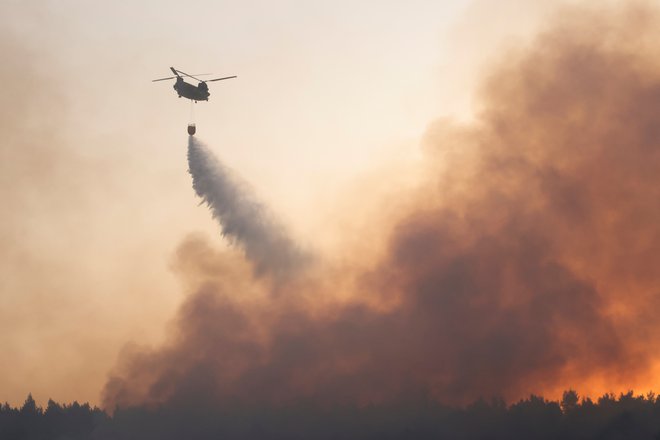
103, 3, 660, 412
0, 20, 150, 407
187, 137, 308, 278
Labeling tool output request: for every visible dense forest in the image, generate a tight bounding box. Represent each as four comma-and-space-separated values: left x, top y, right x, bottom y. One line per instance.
3, 391, 660, 439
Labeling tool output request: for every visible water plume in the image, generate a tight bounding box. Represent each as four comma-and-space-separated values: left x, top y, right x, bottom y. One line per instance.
187, 137, 307, 278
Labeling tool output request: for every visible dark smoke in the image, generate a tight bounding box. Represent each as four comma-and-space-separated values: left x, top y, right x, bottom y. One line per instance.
187, 137, 308, 278
104, 3, 660, 415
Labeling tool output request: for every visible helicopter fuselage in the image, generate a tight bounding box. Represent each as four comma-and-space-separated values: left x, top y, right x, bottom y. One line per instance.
174, 78, 210, 102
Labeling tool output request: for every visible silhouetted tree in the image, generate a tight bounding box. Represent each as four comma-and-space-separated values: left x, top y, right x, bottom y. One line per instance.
3, 391, 660, 439
561, 389, 579, 413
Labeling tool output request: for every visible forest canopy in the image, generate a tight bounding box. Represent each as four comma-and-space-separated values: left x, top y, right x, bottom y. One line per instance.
3, 391, 660, 440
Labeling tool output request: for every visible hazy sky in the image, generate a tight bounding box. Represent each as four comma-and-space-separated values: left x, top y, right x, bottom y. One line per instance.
1, 0, 584, 407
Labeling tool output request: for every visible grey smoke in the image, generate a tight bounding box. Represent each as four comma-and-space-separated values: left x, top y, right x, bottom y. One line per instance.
187, 136, 307, 277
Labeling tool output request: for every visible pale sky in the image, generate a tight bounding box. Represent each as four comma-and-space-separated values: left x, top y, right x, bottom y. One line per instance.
0, 0, 566, 406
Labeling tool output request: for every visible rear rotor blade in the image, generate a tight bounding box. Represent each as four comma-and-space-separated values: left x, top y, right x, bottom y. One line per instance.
207, 75, 237, 82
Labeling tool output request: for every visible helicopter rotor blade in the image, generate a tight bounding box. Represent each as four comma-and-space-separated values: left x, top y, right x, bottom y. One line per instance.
207, 75, 237, 82
175, 69, 204, 82
152, 73, 212, 82
152, 76, 177, 82
155, 68, 231, 83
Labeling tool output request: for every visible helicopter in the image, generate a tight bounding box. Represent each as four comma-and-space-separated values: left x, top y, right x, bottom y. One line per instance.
152, 67, 236, 103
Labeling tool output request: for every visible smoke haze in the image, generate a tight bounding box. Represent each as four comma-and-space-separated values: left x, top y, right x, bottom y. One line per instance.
96, 2, 659, 411
0, 8, 207, 407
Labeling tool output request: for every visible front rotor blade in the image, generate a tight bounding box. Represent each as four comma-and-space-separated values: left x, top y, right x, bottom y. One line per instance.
152, 76, 177, 82
175, 69, 203, 82
207, 75, 237, 82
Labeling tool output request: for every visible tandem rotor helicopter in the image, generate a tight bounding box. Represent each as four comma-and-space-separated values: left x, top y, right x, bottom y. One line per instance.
153, 67, 236, 135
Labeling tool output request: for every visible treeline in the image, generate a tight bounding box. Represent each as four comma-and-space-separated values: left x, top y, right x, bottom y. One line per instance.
3, 390, 660, 439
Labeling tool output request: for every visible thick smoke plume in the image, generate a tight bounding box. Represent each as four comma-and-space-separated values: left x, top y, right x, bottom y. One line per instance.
104, 4, 660, 412
187, 137, 307, 277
